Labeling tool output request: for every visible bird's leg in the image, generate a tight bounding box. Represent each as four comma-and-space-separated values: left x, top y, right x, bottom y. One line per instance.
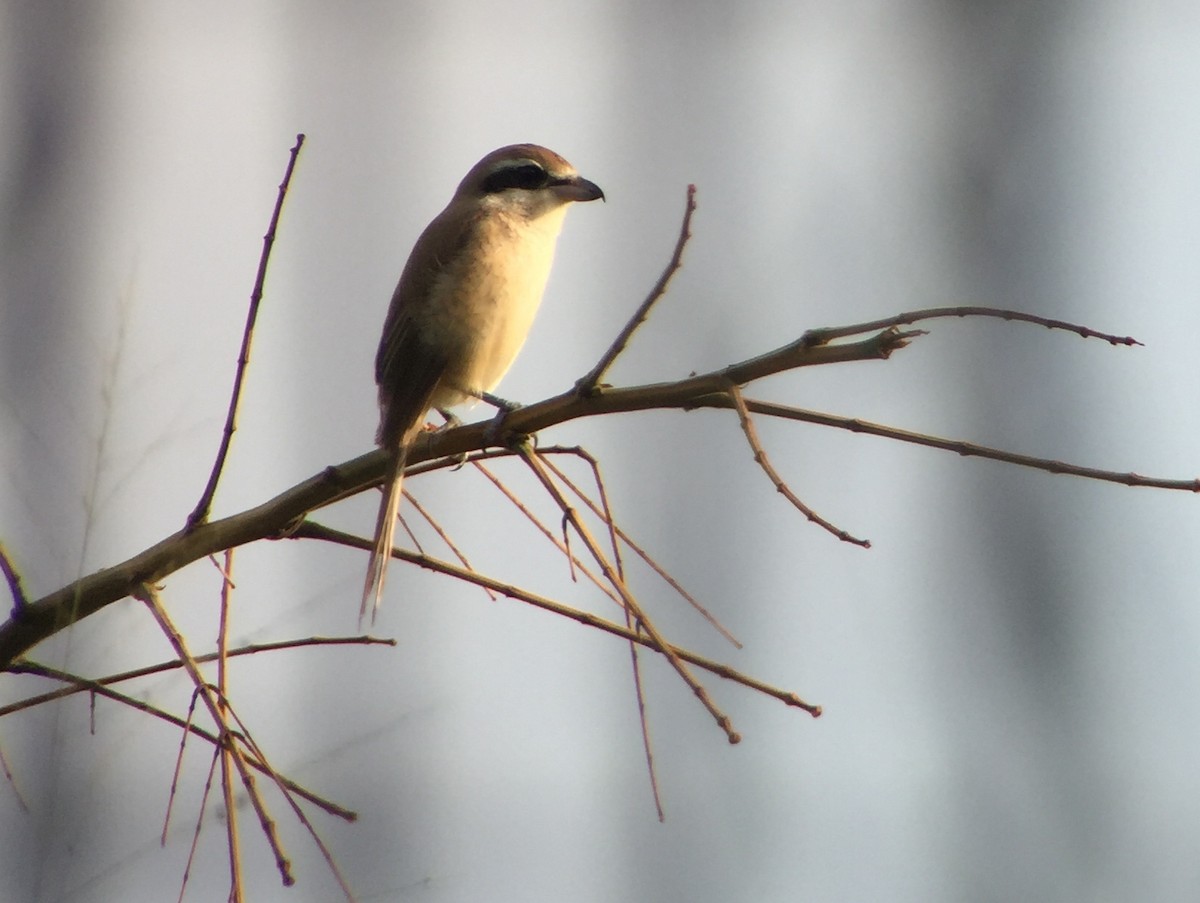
435, 409, 471, 468
480, 391, 525, 447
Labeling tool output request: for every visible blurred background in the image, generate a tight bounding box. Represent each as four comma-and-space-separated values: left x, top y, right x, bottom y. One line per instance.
3, 2, 1200, 901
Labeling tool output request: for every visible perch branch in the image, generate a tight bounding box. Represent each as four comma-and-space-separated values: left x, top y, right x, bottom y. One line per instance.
2, 308, 1185, 667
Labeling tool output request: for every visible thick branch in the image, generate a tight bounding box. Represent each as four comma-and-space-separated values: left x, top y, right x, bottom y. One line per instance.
2, 313, 1183, 667
0, 327, 914, 666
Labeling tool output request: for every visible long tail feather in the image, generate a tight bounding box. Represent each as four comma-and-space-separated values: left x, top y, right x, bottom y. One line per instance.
361, 449, 406, 625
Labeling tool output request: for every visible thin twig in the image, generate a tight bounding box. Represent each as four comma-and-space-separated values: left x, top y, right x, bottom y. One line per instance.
472, 460, 622, 604
395, 507, 426, 556
177, 743, 222, 903
189, 133, 306, 528
573, 450, 665, 819
0, 741, 29, 812
726, 382, 870, 547
0, 543, 28, 616
576, 184, 697, 393
294, 520, 822, 716
477, 447, 737, 656
6, 661, 357, 819
217, 548, 243, 901
717, 396, 1200, 493
162, 687, 203, 844
803, 306, 1141, 347
627, 623, 664, 820
1, 636, 395, 718
222, 701, 356, 901
136, 583, 295, 886
517, 445, 741, 743
403, 491, 495, 600
540, 449, 742, 648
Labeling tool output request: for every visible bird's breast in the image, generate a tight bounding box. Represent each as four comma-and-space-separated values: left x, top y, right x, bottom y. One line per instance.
421, 209, 568, 406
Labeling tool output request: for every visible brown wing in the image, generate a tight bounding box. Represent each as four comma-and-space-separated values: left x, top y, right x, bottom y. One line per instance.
374, 292, 444, 449
374, 207, 479, 449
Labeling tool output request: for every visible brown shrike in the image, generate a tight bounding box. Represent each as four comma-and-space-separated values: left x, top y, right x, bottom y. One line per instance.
362, 144, 604, 620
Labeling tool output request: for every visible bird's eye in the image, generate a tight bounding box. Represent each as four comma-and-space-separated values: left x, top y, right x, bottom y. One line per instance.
482, 162, 548, 193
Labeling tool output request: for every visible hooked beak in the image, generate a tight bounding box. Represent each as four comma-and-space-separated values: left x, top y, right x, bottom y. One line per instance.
552, 174, 605, 203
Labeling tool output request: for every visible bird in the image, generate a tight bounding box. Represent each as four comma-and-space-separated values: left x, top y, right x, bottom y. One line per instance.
361, 144, 604, 622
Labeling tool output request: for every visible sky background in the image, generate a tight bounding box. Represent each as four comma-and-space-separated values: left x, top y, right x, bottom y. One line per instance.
3, 2, 1200, 901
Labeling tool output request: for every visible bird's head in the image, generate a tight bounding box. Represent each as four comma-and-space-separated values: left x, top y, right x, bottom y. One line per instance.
456, 144, 605, 220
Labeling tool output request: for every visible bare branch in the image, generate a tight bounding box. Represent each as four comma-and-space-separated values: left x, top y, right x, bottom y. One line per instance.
727, 382, 870, 547
517, 444, 741, 743
188, 134, 306, 529
720, 397, 1200, 493
220, 701, 355, 900
6, 660, 357, 820
161, 686, 202, 844
177, 742, 222, 903
565, 448, 666, 818
2, 636, 394, 718
136, 583, 295, 887
2, 307, 1191, 667
402, 490, 496, 601
0, 542, 28, 616
576, 184, 697, 393
538, 449, 742, 648
0, 740, 29, 812
473, 458, 623, 604
216, 548, 244, 898
802, 306, 1142, 347
292, 521, 823, 718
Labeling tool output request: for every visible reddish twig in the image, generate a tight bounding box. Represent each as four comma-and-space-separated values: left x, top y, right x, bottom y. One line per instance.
576, 184, 697, 393
294, 520, 822, 716
0, 542, 28, 616
189, 134, 306, 528
516, 444, 741, 743
177, 742, 223, 903
720, 397, 1200, 493
0, 740, 29, 812
6, 660, 357, 819
1, 636, 394, 718
161, 687, 203, 845
403, 490, 496, 601
726, 382, 870, 547
539, 448, 742, 648
216, 548, 244, 900
802, 306, 1142, 347
135, 583, 294, 886
472, 459, 622, 604
221, 701, 356, 900
560, 447, 665, 819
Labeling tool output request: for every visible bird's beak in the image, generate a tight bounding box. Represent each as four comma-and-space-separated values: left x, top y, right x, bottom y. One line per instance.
552, 175, 605, 203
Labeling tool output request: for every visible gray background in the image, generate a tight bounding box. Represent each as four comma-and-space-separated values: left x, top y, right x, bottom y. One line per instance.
2, 2, 1200, 901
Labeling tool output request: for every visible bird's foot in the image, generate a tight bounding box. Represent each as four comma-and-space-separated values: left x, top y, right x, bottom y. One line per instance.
435, 408, 463, 431
481, 393, 526, 447
432, 409, 472, 467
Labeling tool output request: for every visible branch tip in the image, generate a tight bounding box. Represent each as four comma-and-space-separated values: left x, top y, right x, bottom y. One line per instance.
188, 135, 306, 528
576, 183, 697, 392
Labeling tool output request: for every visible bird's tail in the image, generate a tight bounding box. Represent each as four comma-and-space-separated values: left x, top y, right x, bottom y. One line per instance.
361, 448, 407, 625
